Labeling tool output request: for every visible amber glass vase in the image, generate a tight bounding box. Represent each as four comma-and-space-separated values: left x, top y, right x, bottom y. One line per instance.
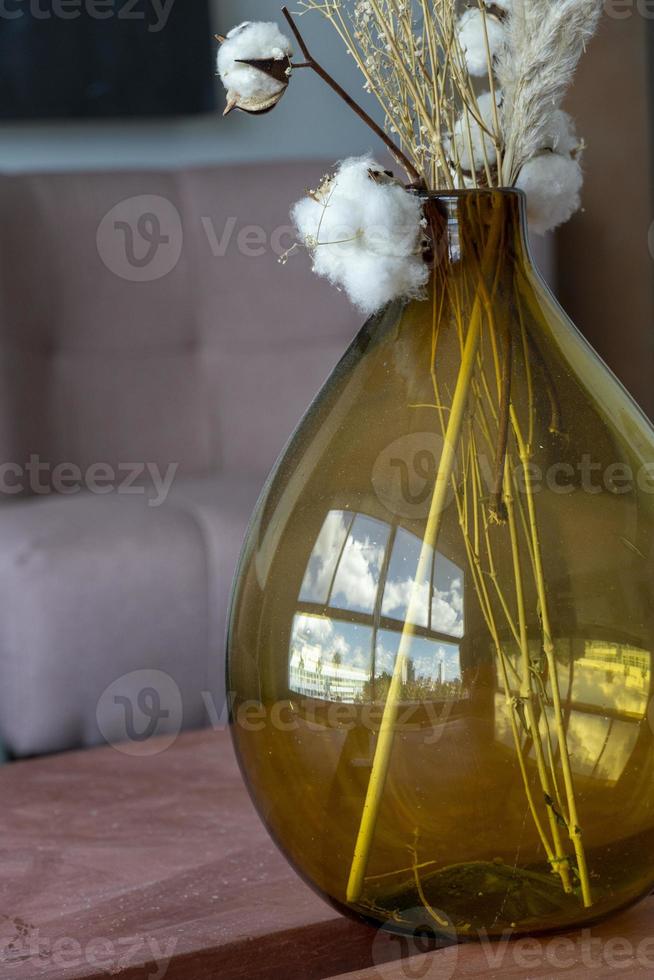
227, 190, 654, 939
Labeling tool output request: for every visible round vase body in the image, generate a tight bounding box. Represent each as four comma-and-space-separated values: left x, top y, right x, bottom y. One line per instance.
227, 191, 654, 939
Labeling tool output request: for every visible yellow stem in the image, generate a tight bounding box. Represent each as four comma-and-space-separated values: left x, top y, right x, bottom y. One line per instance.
511, 410, 593, 908
346, 204, 504, 903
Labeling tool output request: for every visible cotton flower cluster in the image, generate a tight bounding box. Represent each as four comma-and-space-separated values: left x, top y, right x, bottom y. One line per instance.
449, 91, 502, 177
457, 3, 511, 78
292, 157, 429, 316
455, 3, 585, 234
217, 21, 293, 116
515, 111, 583, 234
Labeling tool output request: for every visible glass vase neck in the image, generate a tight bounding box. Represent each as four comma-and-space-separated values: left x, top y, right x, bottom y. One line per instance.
423, 189, 530, 271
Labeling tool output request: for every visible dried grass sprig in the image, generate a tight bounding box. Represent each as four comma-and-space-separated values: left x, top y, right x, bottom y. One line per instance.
299, 0, 502, 189
497, 0, 603, 184
217, 4, 601, 225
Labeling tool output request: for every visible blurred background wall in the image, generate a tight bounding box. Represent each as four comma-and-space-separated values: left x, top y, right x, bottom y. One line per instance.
558, 7, 654, 418
0, 0, 380, 171
0, 0, 649, 408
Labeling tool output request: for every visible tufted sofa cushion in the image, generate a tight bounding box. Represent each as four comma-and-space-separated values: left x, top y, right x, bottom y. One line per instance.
0, 163, 360, 756
0, 162, 358, 485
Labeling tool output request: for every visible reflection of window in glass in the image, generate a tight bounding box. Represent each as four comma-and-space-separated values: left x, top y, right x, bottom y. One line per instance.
494, 638, 651, 784
536, 708, 641, 783
376, 630, 461, 687
289, 613, 373, 702
571, 642, 651, 719
290, 509, 465, 702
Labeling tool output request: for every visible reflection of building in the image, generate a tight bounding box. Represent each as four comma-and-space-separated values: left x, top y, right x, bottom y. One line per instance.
495, 638, 652, 784
288, 509, 465, 703
289, 656, 369, 702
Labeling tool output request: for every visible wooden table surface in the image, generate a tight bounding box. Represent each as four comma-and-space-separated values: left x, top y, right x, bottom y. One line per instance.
1, 728, 653, 979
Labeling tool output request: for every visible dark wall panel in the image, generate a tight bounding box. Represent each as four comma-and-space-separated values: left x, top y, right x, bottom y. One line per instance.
0, 0, 215, 118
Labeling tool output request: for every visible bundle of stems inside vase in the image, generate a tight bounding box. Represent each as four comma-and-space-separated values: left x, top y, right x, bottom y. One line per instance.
345, 196, 593, 915
292, 0, 601, 913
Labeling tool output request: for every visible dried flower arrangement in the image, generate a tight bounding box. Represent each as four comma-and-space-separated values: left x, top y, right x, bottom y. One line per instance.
217, 2, 601, 313
220, 1, 607, 928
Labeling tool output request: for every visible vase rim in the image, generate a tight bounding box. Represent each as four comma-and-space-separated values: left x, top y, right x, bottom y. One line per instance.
420, 187, 526, 202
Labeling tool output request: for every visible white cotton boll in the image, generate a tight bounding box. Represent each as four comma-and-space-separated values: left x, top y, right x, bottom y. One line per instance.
339, 249, 429, 317
541, 110, 581, 158
450, 91, 501, 174
516, 152, 583, 235
217, 21, 293, 103
457, 8, 507, 78
291, 156, 429, 316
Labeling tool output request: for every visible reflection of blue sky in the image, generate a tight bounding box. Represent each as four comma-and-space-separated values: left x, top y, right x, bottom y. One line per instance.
381, 529, 429, 626
299, 510, 353, 604
299, 510, 464, 641
330, 515, 390, 615
433, 555, 464, 638
291, 613, 373, 675
380, 530, 464, 637
289, 613, 373, 701
375, 629, 461, 683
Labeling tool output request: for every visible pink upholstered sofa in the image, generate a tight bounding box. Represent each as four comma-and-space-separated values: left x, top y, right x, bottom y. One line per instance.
0, 162, 359, 757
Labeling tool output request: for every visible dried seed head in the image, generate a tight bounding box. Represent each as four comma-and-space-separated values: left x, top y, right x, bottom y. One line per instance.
223, 88, 288, 117
217, 21, 293, 117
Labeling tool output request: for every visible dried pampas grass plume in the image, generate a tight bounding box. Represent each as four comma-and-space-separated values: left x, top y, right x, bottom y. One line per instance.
496, 0, 603, 183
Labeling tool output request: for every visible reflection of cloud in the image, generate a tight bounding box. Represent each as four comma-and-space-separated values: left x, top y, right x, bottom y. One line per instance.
289, 613, 373, 702
496, 680, 641, 785
299, 510, 465, 640
299, 511, 352, 604
290, 614, 372, 675
594, 719, 640, 782
380, 527, 464, 638
571, 659, 649, 718
375, 630, 461, 684
382, 577, 430, 627
331, 516, 389, 614
432, 579, 464, 638
381, 575, 463, 637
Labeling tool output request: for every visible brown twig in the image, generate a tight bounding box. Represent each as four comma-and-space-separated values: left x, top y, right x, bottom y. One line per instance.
281, 6, 422, 184
490, 323, 512, 523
